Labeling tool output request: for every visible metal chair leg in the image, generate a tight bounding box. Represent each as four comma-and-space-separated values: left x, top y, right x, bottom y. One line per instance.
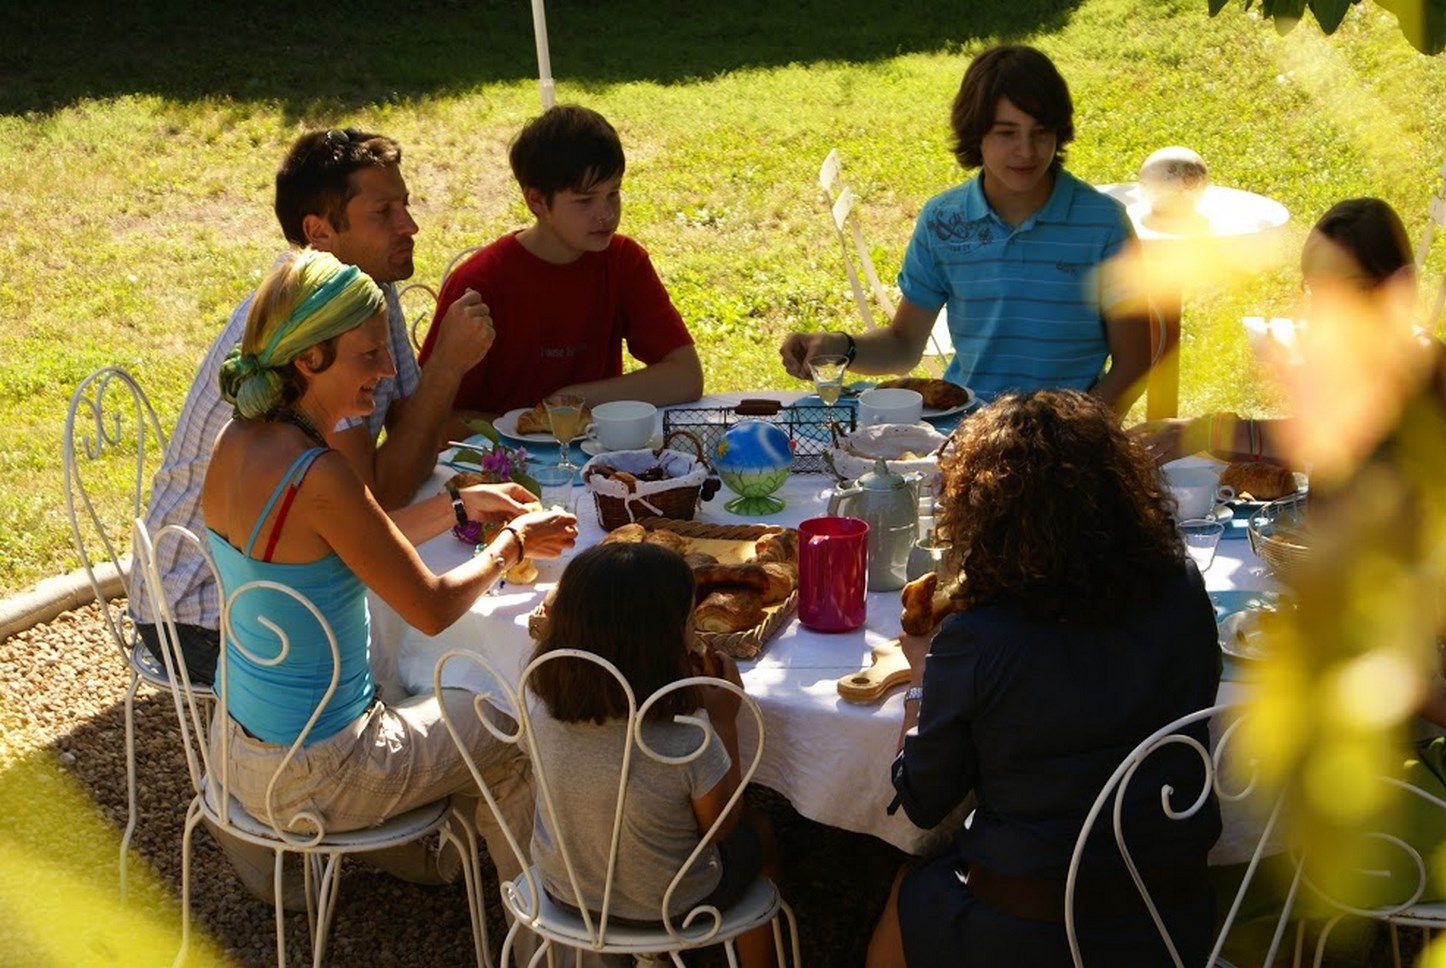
120, 669, 141, 900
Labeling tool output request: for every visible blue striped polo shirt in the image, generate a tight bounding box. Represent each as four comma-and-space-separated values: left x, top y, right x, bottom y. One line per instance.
898, 169, 1137, 401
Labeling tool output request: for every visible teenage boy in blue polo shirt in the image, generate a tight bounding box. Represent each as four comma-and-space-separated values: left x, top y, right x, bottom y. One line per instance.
781, 45, 1152, 415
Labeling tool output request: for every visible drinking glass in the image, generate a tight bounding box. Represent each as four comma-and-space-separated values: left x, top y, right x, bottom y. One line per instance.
807, 354, 850, 407
530, 464, 575, 512
544, 393, 586, 472
1179, 518, 1225, 572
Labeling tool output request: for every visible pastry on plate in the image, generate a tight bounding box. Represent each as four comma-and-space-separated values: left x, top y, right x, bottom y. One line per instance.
1219, 461, 1297, 502
515, 401, 593, 436
874, 377, 970, 410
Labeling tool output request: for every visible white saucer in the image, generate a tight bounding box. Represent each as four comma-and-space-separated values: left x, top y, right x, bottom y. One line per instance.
580, 435, 664, 457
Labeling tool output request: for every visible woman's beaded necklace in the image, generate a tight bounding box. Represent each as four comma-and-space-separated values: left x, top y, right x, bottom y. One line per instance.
276, 409, 328, 448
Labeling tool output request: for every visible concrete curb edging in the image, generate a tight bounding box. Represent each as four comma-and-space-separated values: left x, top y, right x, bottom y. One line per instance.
0, 561, 128, 641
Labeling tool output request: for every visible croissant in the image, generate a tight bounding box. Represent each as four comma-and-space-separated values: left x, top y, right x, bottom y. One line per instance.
1219, 461, 1296, 502
757, 561, 797, 605
515, 401, 593, 436
751, 529, 798, 564
694, 589, 764, 633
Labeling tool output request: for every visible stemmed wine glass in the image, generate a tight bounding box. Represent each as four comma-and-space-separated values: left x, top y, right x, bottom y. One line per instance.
807, 354, 850, 407
544, 392, 586, 473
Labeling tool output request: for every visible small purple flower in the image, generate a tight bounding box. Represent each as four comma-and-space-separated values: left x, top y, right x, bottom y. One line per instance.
480, 448, 511, 477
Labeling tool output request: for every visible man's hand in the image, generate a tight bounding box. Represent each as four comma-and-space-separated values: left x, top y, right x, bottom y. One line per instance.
431, 288, 495, 375
780, 332, 833, 380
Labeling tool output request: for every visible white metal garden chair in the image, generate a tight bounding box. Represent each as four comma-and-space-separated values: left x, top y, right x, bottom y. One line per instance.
435, 647, 800, 967
1306, 775, 1446, 968
818, 148, 951, 376
402, 244, 485, 350
1415, 157, 1446, 330
63, 364, 199, 898
136, 535, 488, 968
1066, 702, 1307, 968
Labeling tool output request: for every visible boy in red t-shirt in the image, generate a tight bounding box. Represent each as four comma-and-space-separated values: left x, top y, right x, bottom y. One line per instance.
422, 105, 704, 440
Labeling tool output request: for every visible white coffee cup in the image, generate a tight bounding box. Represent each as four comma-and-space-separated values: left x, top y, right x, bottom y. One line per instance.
587, 400, 657, 451
1163, 465, 1236, 519
857, 388, 923, 428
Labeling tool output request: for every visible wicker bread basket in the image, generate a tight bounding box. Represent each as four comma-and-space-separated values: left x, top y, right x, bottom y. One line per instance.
581, 431, 716, 531
528, 518, 797, 659
1247, 491, 1309, 573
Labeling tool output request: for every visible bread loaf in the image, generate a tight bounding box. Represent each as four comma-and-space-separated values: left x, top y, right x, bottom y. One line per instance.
600, 522, 647, 544
694, 589, 764, 633
693, 562, 772, 597
643, 529, 689, 554
899, 572, 964, 635
1219, 461, 1296, 501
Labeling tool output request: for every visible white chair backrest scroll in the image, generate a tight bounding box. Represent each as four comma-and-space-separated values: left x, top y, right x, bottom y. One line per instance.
403, 244, 485, 350
63, 365, 168, 658
1066, 702, 1303, 968
435, 647, 796, 965
399, 281, 439, 352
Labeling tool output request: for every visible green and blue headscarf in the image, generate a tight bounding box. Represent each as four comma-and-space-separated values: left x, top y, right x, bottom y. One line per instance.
218, 249, 385, 419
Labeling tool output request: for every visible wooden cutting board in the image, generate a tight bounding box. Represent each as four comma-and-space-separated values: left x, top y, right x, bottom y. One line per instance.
837, 639, 911, 704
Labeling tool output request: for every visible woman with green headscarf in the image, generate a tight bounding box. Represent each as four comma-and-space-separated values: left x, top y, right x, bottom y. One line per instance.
202, 247, 577, 857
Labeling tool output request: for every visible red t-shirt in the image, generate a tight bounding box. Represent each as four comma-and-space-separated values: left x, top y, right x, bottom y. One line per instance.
420, 232, 693, 415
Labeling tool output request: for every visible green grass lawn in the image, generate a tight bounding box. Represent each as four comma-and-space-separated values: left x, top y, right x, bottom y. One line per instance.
2, 0, 1445, 592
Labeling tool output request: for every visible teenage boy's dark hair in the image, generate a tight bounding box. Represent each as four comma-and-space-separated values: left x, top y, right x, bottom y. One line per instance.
508, 104, 626, 203
274, 128, 402, 246
1311, 197, 1413, 286
950, 45, 1075, 174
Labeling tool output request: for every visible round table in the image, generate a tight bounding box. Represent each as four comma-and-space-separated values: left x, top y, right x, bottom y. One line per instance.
1097, 183, 1290, 419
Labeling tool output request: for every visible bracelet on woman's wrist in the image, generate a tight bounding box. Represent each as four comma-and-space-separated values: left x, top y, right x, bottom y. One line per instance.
500, 525, 524, 566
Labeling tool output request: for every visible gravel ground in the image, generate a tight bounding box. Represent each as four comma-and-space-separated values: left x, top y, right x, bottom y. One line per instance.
0, 600, 1419, 967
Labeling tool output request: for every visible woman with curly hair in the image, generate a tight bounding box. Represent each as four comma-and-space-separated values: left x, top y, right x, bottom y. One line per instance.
867, 389, 1222, 967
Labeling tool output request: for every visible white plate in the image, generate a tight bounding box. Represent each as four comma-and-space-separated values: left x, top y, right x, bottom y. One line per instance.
580, 435, 664, 457
494, 407, 561, 444
1218, 610, 1269, 662
922, 391, 976, 421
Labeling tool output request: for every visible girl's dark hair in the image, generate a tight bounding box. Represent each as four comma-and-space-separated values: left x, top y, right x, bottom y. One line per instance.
950, 44, 1074, 173
508, 104, 626, 203
529, 542, 700, 723
936, 389, 1182, 625
1309, 197, 1413, 286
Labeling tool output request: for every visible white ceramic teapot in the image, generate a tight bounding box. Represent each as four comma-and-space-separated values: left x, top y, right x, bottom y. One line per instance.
825, 459, 920, 592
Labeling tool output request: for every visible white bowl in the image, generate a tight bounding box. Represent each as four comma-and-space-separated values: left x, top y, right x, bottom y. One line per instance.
826, 423, 948, 482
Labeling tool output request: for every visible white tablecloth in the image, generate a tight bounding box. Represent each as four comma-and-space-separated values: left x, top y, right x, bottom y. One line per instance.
368, 407, 1268, 855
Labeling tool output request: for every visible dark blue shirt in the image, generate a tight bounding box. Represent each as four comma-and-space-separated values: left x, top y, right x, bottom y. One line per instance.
892, 560, 1222, 877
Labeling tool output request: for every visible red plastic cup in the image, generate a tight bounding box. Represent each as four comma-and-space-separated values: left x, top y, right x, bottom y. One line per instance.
797, 516, 869, 632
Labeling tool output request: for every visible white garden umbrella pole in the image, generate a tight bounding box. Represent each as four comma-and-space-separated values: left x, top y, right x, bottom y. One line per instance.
529, 0, 556, 109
